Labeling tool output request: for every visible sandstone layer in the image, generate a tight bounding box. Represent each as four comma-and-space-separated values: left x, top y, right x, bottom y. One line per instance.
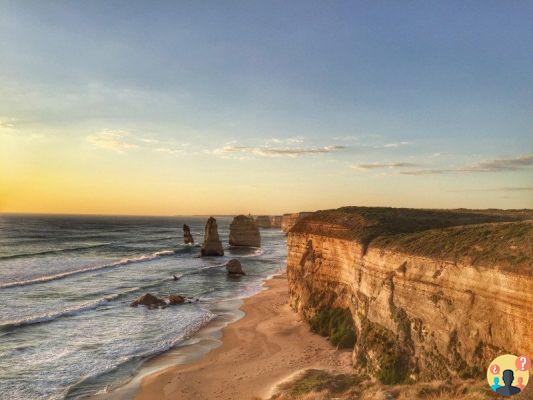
281, 212, 312, 233
287, 207, 533, 382
229, 215, 261, 247
183, 224, 194, 245
201, 217, 224, 256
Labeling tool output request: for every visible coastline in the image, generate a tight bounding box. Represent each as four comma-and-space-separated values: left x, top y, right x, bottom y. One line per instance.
129, 273, 351, 400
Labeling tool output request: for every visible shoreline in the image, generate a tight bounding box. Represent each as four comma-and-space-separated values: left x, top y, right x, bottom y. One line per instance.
127, 273, 351, 400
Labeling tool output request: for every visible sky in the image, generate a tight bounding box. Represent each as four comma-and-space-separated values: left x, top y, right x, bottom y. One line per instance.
0, 0, 532, 215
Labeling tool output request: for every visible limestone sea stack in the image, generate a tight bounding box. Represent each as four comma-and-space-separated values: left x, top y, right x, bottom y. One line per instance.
183, 224, 194, 244
229, 215, 260, 247
201, 217, 224, 256
254, 215, 272, 228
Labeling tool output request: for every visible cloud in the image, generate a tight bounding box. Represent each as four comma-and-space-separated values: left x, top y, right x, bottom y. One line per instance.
447, 187, 533, 193
382, 141, 410, 148
212, 144, 346, 158
87, 130, 139, 152
350, 162, 419, 170
266, 136, 305, 145
459, 154, 533, 172
401, 154, 533, 176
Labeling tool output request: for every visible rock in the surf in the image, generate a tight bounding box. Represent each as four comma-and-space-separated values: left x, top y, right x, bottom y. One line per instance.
229, 215, 260, 247
183, 224, 194, 245
163, 294, 185, 305
130, 293, 165, 308
201, 217, 224, 256
226, 259, 245, 275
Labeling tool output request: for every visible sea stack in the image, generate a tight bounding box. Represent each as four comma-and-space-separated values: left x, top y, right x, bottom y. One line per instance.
254, 215, 272, 228
229, 215, 260, 247
183, 224, 194, 244
201, 217, 224, 256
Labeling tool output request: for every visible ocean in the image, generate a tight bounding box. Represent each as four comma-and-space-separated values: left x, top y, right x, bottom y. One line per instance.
0, 214, 286, 399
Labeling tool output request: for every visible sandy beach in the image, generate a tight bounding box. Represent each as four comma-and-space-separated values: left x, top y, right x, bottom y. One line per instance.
134, 273, 352, 400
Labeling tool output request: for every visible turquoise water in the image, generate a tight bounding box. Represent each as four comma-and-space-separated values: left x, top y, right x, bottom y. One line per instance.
0, 215, 286, 399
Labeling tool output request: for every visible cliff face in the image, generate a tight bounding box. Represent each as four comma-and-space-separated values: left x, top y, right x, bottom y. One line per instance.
287, 207, 532, 382
254, 215, 283, 229
281, 212, 312, 233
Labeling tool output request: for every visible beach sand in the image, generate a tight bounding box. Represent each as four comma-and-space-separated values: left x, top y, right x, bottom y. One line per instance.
134, 273, 352, 400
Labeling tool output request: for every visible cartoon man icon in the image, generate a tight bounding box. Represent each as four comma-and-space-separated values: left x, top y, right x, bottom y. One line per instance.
496, 369, 522, 396
516, 377, 525, 391
491, 376, 501, 391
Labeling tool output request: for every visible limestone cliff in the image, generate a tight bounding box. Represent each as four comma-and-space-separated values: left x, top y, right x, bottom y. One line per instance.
270, 215, 282, 228
281, 212, 312, 233
287, 207, 532, 382
229, 215, 261, 247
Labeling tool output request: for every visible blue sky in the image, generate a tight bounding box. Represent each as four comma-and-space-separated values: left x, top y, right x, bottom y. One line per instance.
1, 1, 532, 214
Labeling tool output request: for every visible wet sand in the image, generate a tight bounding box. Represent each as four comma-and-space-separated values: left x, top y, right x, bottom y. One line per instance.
134, 273, 351, 400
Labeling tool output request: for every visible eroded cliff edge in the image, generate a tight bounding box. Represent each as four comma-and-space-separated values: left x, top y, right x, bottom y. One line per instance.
287, 207, 532, 383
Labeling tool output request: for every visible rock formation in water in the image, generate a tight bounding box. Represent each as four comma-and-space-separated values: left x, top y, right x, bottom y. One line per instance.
226, 259, 245, 275
183, 224, 194, 244
201, 217, 224, 256
229, 215, 260, 247
130, 293, 185, 308
287, 206, 533, 383
281, 212, 312, 233
254, 215, 272, 228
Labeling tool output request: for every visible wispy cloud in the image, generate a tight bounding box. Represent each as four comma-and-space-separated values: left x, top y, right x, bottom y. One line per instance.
350, 162, 418, 170
382, 141, 410, 148
401, 154, 533, 175
87, 130, 139, 153
266, 136, 305, 145
447, 187, 533, 193
212, 144, 346, 158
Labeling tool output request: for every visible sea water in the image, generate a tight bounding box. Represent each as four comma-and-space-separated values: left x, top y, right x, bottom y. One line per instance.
0, 215, 286, 399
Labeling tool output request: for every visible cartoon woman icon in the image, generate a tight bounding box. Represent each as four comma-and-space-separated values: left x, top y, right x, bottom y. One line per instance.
491, 377, 501, 392
516, 377, 525, 391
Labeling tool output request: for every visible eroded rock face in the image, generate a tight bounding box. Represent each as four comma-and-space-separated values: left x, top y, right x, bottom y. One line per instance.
229, 215, 260, 247
287, 207, 533, 382
281, 212, 312, 233
226, 259, 245, 275
183, 224, 194, 245
201, 217, 224, 256
164, 294, 185, 305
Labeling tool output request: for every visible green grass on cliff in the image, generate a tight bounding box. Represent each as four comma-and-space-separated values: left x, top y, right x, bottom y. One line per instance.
373, 220, 532, 272
309, 308, 356, 349
289, 206, 532, 272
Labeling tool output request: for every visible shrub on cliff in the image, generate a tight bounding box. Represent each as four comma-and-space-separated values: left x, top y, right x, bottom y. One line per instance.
309, 308, 356, 349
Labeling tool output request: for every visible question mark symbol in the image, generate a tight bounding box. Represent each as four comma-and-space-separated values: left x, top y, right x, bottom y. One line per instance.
491, 364, 500, 374
515, 355, 531, 371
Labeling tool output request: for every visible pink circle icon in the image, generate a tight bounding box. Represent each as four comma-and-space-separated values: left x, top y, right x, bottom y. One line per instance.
490, 364, 500, 374
516, 355, 531, 371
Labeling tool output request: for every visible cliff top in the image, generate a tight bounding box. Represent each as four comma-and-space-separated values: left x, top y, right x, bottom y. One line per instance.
290, 207, 532, 272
